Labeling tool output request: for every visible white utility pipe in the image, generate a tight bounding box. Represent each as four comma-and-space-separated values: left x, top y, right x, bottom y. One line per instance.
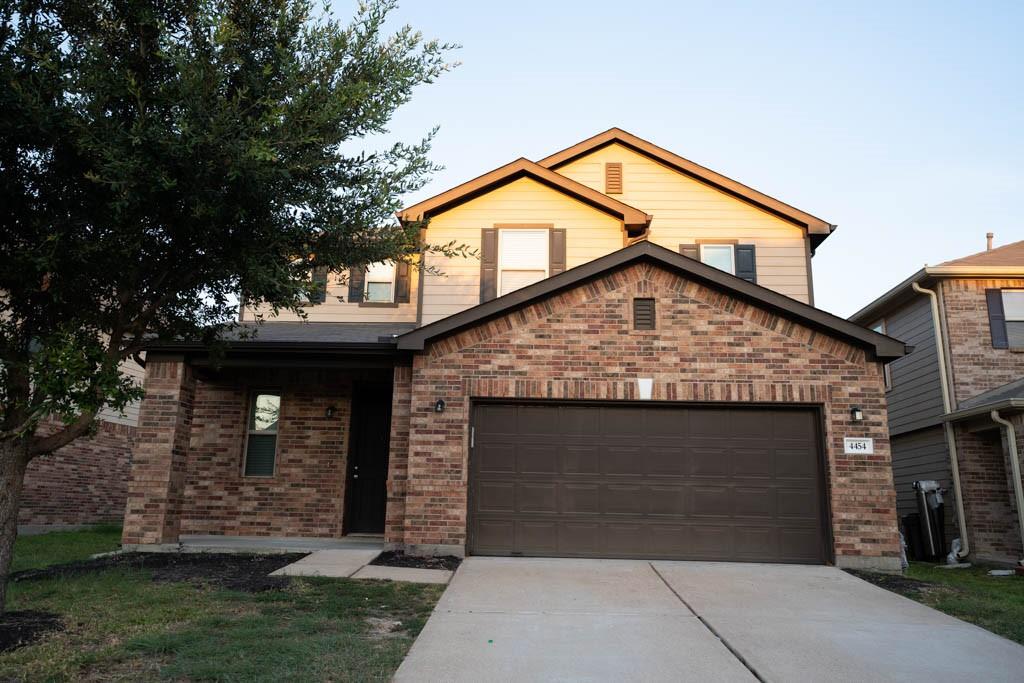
912, 281, 970, 558
990, 410, 1024, 566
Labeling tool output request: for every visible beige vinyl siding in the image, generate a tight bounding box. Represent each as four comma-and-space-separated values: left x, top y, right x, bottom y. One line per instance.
98, 355, 145, 426
242, 267, 419, 323
556, 143, 812, 303
421, 177, 624, 325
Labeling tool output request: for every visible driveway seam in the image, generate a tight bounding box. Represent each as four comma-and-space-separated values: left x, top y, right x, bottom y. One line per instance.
649, 563, 765, 683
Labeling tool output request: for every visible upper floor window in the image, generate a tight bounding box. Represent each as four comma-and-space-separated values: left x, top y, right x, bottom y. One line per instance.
244, 391, 280, 477
364, 261, 396, 303
498, 229, 549, 296
986, 289, 1024, 349
700, 244, 736, 275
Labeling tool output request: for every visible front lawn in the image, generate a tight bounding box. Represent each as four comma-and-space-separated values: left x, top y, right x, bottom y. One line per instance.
853, 562, 1024, 645
1, 529, 444, 681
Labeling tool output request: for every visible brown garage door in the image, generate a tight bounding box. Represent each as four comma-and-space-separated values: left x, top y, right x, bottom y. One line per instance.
468, 403, 827, 563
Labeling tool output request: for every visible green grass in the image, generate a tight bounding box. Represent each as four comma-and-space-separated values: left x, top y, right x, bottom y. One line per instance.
1, 529, 445, 682
11, 524, 123, 573
903, 562, 1024, 645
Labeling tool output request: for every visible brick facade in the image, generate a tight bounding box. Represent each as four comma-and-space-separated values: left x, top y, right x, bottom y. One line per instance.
942, 277, 1024, 404
122, 365, 377, 545
19, 419, 134, 527
390, 262, 900, 570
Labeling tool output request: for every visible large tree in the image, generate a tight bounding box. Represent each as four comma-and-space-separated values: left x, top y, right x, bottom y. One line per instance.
0, 0, 459, 610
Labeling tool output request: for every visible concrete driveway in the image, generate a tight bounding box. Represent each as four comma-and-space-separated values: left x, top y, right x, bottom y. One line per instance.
395, 558, 1024, 682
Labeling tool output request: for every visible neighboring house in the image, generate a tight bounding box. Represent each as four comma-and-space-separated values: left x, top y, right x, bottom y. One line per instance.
851, 238, 1024, 565
122, 128, 907, 572
19, 357, 144, 529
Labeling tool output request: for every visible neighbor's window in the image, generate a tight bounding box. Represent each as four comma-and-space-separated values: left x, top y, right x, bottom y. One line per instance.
700, 244, 735, 275
1002, 290, 1024, 347
364, 261, 396, 303
499, 229, 548, 296
244, 392, 280, 477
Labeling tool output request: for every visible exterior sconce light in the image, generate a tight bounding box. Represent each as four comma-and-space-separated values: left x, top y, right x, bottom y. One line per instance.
325, 405, 336, 418
434, 399, 446, 414
850, 407, 864, 422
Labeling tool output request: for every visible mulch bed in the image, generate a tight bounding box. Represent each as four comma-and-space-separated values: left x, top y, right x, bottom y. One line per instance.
845, 569, 944, 598
370, 551, 462, 572
0, 610, 63, 653
10, 552, 307, 593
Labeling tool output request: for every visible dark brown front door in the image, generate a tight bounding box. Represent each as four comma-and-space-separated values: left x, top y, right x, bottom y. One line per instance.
468, 402, 827, 563
344, 383, 392, 534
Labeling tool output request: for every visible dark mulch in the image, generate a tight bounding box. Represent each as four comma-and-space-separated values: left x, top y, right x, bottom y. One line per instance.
845, 569, 943, 598
370, 551, 462, 572
10, 552, 307, 593
0, 610, 63, 653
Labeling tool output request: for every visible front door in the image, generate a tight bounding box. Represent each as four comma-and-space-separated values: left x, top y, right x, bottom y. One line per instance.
344, 382, 392, 534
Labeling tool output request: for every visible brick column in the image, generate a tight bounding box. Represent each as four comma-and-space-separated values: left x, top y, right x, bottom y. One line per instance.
121, 357, 195, 546
384, 365, 412, 548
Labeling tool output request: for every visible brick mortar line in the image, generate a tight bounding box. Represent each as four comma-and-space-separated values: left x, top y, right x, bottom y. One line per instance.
648, 563, 765, 683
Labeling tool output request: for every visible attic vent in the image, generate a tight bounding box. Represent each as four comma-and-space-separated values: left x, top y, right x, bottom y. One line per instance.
605, 162, 623, 194
633, 298, 655, 330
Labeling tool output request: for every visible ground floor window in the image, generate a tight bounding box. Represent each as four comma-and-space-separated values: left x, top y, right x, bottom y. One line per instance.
244, 391, 280, 477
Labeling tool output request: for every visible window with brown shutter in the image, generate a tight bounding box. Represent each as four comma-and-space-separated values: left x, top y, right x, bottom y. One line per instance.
605, 162, 623, 194
633, 298, 655, 330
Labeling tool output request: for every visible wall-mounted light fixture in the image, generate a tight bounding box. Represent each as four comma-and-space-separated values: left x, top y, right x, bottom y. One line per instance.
434, 399, 446, 414
850, 406, 864, 422
325, 405, 336, 418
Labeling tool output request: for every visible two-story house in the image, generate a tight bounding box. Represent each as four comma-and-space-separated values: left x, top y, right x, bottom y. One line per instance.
123, 129, 906, 572
851, 238, 1024, 565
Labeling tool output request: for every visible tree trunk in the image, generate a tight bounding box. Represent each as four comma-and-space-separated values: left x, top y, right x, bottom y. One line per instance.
0, 439, 29, 614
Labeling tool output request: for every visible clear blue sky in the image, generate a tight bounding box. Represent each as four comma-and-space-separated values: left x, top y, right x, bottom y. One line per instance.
340, 0, 1023, 317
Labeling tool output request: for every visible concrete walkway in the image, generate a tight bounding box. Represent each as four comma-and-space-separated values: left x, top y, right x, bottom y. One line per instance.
395, 558, 1024, 682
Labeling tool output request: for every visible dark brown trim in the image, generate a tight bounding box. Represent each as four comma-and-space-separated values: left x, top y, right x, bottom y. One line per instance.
399, 158, 651, 232
358, 302, 400, 308
397, 240, 908, 360
537, 128, 835, 238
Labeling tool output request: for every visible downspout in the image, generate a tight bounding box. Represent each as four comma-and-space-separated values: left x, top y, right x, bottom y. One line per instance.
990, 410, 1024, 566
912, 281, 970, 558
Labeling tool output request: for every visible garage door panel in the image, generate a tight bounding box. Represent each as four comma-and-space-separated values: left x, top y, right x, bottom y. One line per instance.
560, 483, 599, 514
648, 486, 686, 516
776, 448, 817, 477
476, 481, 515, 512
518, 521, 558, 553
469, 403, 826, 563
603, 484, 646, 515
690, 486, 732, 517
479, 443, 516, 474
734, 487, 776, 518
563, 445, 600, 474
560, 523, 601, 554
689, 447, 732, 476
605, 523, 648, 555
603, 447, 643, 475
518, 445, 558, 474
518, 483, 556, 513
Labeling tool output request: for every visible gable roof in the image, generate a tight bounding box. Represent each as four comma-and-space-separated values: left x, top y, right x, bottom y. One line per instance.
398, 157, 651, 232
850, 241, 1024, 326
397, 240, 907, 360
537, 128, 836, 245
938, 240, 1024, 268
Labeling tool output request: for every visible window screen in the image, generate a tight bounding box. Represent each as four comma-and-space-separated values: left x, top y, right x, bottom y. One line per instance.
700, 244, 735, 275
499, 230, 548, 296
